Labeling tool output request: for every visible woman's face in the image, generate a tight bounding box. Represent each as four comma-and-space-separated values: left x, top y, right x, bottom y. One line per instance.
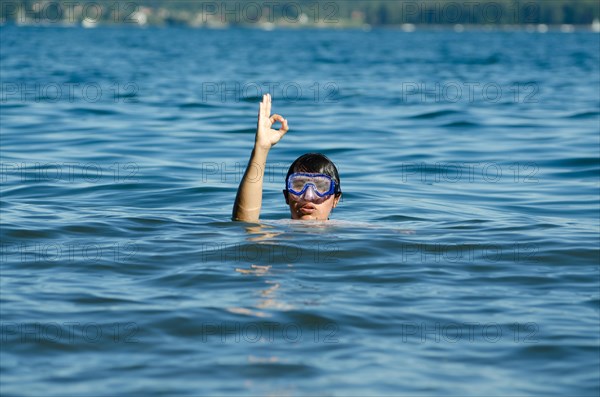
284, 189, 341, 220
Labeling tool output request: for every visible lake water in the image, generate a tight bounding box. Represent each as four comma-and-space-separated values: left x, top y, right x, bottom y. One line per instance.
1, 25, 599, 396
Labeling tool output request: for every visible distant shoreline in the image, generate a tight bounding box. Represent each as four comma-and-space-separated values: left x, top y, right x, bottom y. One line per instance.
2, 1, 599, 29
2, 21, 599, 33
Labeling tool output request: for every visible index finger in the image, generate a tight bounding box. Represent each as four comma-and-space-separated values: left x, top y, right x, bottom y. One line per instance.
280, 118, 289, 133
258, 94, 267, 119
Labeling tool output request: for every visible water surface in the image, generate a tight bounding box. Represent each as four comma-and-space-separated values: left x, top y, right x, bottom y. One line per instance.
1, 26, 599, 396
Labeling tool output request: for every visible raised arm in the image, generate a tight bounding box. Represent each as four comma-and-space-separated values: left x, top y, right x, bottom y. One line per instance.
232, 94, 289, 222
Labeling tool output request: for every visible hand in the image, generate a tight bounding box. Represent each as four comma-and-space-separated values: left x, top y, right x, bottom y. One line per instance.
255, 93, 289, 151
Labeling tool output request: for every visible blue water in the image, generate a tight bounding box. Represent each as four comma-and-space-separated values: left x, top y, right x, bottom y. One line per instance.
1, 26, 599, 396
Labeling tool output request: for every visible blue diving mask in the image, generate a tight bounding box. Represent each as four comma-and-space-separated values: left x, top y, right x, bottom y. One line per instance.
286, 173, 336, 202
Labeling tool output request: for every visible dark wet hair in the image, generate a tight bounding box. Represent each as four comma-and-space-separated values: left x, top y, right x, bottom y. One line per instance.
285, 153, 342, 197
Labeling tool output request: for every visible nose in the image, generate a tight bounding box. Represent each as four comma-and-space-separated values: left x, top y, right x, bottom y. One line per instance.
301, 184, 318, 201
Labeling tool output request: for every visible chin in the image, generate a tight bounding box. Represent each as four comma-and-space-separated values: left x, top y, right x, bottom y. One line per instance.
298, 214, 316, 220
292, 212, 315, 220
298, 213, 329, 221
290, 206, 331, 221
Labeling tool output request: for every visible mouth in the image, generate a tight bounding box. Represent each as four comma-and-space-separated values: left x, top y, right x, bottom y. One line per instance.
299, 203, 317, 214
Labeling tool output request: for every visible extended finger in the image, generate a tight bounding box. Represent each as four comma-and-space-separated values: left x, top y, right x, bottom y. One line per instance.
258, 95, 263, 117
266, 93, 272, 116
261, 94, 269, 118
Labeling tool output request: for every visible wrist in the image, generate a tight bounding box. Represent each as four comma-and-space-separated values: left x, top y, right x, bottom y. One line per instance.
253, 143, 271, 155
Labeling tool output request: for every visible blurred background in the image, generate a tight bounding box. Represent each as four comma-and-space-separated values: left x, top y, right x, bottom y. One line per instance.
1, 1, 599, 396
2, 0, 599, 27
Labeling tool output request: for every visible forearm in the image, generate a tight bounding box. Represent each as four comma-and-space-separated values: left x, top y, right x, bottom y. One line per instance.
231, 146, 269, 222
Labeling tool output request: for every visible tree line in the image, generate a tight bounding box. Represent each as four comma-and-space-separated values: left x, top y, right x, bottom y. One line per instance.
2, 0, 599, 26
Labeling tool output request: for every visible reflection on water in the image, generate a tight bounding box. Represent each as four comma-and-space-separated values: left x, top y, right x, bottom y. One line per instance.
235, 225, 296, 314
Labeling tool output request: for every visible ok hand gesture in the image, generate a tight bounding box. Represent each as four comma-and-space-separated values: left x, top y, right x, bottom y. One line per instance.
255, 93, 289, 151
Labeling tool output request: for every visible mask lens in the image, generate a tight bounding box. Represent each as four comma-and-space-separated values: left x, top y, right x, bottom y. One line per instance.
312, 176, 332, 194
288, 173, 333, 196
291, 176, 311, 193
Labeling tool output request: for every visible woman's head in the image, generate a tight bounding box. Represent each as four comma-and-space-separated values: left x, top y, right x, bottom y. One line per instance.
283, 153, 342, 220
